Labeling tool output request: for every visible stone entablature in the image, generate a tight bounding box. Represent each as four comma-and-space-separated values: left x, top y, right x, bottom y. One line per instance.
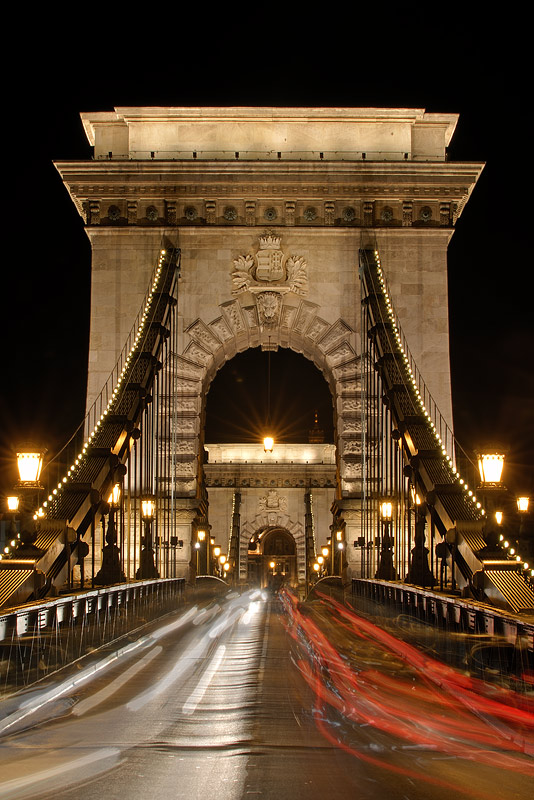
56, 160, 480, 229
80, 107, 458, 161
204, 443, 337, 489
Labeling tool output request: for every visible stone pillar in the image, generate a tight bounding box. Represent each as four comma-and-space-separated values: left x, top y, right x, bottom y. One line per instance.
331, 498, 362, 582
174, 503, 203, 583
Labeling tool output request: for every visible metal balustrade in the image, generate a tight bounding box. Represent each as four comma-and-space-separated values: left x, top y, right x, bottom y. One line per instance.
352, 578, 533, 690
0, 579, 185, 696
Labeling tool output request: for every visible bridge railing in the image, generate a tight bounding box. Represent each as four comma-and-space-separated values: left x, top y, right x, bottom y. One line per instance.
0, 579, 185, 696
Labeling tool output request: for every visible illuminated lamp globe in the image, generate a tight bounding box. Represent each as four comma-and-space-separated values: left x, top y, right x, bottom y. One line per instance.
263, 436, 274, 453
16, 449, 44, 486
380, 501, 393, 520
7, 496, 20, 512
141, 497, 156, 520
108, 483, 121, 507
517, 496, 530, 513
477, 451, 505, 485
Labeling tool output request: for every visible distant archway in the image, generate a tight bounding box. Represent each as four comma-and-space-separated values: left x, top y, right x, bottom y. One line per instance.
248, 526, 297, 589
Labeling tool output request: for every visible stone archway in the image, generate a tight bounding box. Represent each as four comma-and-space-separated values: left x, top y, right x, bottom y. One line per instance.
248, 527, 297, 589
173, 295, 362, 500
240, 512, 304, 585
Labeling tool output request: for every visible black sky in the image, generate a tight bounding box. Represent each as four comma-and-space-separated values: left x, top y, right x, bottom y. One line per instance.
1, 23, 532, 495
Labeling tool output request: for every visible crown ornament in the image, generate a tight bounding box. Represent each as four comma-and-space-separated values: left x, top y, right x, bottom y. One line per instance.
259, 233, 281, 250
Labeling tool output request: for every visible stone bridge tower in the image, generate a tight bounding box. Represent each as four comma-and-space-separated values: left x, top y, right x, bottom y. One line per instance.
56, 107, 482, 582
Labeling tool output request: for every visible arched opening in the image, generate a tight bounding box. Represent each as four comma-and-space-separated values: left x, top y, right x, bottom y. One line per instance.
204, 346, 334, 444
247, 527, 297, 589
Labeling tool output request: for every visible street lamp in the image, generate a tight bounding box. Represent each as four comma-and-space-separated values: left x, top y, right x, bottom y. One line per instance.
136, 495, 158, 580
95, 481, 126, 585
376, 499, 397, 580
9, 446, 46, 558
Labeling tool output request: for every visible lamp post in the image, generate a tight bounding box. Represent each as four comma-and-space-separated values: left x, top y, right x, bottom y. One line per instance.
212, 544, 221, 576
195, 528, 208, 575
375, 500, 397, 580
9, 447, 45, 558
405, 501, 435, 588
136, 496, 159, 579
95, 482, 126, 584
332, 530, 344, 576
476, 449, 508, 563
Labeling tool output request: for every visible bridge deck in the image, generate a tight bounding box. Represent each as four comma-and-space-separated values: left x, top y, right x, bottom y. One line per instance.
0, 591, 531, 799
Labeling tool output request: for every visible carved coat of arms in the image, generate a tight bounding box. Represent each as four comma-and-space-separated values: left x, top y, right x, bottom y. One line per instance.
258, 489, 287, 512
232, 234, 307, 294
231, 234, 308, 327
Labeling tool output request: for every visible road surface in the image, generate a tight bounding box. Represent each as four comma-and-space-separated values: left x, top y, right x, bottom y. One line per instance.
0, 588, 532, 799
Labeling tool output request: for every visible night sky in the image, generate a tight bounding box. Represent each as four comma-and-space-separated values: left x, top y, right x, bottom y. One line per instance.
2, 27, 531, 497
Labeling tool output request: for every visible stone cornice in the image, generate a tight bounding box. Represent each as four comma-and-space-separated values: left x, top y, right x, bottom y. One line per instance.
55, 159, 483, 186
55, 159, 482, 229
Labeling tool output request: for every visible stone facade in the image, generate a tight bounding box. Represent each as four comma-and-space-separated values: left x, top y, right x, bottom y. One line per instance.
56, 107, 483, 582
